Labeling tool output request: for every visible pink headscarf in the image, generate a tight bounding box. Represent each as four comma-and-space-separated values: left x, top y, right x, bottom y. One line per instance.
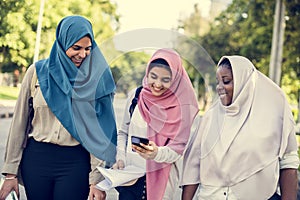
138, 48, 199, 200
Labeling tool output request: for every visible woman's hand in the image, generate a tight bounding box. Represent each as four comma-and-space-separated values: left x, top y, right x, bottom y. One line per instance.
0, 174, 19, 200
132, 141, 158, 160
112, 160, 125, 170
89, 184, 106, 200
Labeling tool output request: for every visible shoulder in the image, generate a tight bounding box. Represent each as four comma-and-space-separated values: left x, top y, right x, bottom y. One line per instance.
127, 86, 143, 102
257, 71, 286, 103
26, 64, 36, 77
21, 64, 35, 86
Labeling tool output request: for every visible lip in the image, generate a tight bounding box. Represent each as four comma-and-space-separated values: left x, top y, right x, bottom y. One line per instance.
218, 92, 226, 95
153, 87, 162, 92
72, 58, 83, 65
218, 93, 227, 99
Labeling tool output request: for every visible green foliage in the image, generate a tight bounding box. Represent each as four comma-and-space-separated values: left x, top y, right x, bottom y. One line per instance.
111, 51, 150, 96
0, 86, 20, 100
182, 0, 299, 114
0, 0, 119, 73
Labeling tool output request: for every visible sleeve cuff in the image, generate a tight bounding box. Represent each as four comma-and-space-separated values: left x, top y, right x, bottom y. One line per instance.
280, 151, 300, 169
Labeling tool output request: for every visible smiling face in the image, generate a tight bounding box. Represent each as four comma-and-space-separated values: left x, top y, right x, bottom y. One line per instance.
147, 66, 172, 96
66, 36, 92, 67
216, 65, 234, 106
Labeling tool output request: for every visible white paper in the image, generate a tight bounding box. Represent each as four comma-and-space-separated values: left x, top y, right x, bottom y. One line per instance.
0, 178, 18, 200
96, 165, 145, 191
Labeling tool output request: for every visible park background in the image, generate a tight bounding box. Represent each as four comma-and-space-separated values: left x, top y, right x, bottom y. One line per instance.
0, 0, 299, 199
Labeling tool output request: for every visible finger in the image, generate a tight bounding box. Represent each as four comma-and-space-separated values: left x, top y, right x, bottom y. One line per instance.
140, 143, 154, 151
111, 163, 117, 169
118, 160, 125, 169
132, 144, 143, 152
13, 185, 19, 198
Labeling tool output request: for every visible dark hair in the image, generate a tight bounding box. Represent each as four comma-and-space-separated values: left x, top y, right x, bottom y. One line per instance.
148, 58, 172, 75
218, 58, 232, 70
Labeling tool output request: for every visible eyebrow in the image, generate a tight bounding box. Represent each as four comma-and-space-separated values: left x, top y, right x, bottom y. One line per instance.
150, 71, 171, 78
149, 72, 157, 76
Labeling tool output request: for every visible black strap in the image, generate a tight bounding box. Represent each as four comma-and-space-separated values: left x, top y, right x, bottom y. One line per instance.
22, 96, 34, 148
129, 86, 143, 118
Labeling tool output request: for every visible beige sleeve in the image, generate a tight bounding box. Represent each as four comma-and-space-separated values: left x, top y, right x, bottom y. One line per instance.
2, 65, 35, 175
89, 154, 105, 185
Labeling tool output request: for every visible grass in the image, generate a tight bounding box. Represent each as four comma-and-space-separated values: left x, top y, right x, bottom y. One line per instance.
0, 86, 20, 100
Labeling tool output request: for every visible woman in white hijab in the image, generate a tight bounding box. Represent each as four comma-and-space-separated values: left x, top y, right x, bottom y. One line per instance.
181, 56, 299, 200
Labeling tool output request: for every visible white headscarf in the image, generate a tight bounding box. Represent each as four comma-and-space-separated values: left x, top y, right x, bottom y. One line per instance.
184, 55, 297, 199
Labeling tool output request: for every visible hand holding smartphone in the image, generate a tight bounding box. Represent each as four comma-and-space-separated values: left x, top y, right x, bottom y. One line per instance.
131, 136, 149, 149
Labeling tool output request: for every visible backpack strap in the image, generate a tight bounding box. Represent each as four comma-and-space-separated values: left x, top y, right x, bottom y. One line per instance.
129, 86, 143, 118
23, 67, 37, 148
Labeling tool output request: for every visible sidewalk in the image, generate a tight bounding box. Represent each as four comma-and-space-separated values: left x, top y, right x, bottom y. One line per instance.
0, 100, 16, 118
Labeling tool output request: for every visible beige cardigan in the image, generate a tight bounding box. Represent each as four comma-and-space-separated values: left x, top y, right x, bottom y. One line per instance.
2, 65, 104, 184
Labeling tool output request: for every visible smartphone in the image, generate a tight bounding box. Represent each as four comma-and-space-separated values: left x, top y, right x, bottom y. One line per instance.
131, 136, 149, 149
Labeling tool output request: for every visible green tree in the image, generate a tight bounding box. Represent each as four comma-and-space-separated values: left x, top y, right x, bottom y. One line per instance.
0, 0, 29, 72
111, 51, 149, 96
181, 0, 300, 117
0, 0, 119, 74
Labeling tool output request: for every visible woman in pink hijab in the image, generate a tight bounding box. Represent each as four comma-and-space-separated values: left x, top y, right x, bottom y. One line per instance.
181, 56, 299, 200
113, 48, 199, 199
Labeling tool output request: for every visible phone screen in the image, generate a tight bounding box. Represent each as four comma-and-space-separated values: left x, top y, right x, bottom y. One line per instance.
131, 136, 149, 148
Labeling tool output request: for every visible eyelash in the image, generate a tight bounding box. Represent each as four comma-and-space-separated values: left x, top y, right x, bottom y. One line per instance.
216, 80, 231, 85
150, 76, 170, 83
73, 47, 91, 51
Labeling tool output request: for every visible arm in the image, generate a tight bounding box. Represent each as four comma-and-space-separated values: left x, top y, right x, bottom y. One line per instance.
2, 66, 35, 175
0, 175, 19, 200
88, 185, 106, 200
154, 145, 181, 163
132, 141, 180, 163
182, 184, 199, 200
180, 115, 202, 190
278, 103, 299, 200
114, 91, 135, 166
88, 155, 106, 200
279, 168, 298, 200
1, 66, 35, 200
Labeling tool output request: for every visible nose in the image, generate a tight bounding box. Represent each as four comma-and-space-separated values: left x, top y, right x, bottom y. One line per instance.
216, 81, 224, 91
154, 80, 162, 87
78, 49, 88, 58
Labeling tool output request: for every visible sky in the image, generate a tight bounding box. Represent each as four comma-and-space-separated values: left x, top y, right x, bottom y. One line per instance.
112, 0, 211, 33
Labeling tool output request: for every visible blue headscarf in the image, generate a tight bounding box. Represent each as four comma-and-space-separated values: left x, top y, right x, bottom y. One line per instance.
35, 15, 117, 164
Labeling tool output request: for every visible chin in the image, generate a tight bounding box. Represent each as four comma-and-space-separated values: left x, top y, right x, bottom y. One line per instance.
220, 99, 229, 106
151, 92, 163, 96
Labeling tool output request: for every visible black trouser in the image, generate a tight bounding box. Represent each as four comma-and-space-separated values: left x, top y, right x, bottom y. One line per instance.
20, 138, 91, 200
116, 176, 147, 200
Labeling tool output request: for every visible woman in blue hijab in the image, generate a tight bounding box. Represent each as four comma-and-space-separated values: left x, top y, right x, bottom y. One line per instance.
0, 16, 117, 200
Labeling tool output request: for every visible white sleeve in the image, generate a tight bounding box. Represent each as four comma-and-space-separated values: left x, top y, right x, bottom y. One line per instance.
154, 146, 181, 163
279, 150, 299, 169
116, 90, 136, 162
180, 115, 202, 186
